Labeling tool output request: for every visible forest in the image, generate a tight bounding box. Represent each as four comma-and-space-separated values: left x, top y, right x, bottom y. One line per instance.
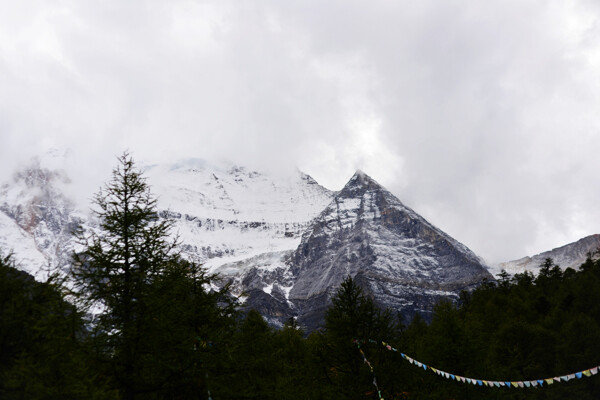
1, 153, 600, 400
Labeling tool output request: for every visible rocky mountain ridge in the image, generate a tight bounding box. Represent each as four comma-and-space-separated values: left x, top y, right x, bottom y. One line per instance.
8, 153, 593, 330
493, 234, 600, 276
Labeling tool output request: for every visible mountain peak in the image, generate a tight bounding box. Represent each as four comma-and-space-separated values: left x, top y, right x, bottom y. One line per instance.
289, 169, 492, 330
350, 169, 375, 183
341, 170, 384, 198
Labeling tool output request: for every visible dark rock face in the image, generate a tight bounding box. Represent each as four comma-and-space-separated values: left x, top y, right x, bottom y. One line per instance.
288, 171, 493, 331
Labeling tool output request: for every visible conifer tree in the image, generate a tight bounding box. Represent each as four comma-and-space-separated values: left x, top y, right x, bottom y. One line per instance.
321, 276, 400, 399
71, 152, 179, 400
71, 153, 238, 399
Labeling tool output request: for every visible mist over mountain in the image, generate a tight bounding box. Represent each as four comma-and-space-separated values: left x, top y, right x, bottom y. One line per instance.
5, 151, 596, 330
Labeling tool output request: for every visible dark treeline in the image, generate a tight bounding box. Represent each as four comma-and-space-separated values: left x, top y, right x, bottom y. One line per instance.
372, 254, 600, 400
2, 153, 600, 399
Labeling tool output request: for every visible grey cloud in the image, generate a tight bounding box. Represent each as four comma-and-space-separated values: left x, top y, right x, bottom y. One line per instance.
1, 0, 600, 264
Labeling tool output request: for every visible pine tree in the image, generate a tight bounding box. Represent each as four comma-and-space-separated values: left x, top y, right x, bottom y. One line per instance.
71, 152, 179, 400
320, 276, 400, 399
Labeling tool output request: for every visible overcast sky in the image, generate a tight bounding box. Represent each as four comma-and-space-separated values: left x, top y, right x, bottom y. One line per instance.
1, 0, 600, 264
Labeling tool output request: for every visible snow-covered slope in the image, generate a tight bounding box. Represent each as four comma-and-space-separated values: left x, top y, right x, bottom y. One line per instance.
493, 234, 600, 276
145, 160, 334, 274
0, 211, 48, 279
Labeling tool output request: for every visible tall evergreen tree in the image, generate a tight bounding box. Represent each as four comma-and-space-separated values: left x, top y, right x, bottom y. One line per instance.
320, 276, 400, 399
71, 152, 180, 399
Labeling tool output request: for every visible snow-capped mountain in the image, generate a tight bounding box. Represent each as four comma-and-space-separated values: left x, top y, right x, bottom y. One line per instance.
0, 151, 334, 275
0, 152, 85, 279
285, 171, 493, 330
1, 151, 496, 330
494, 234, 600, 276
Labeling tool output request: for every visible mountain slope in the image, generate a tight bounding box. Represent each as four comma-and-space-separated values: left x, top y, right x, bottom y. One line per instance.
494, 234, 600, 276
287, 171, 493, 330
144, 160, 334, 275
0, 155, 84, 278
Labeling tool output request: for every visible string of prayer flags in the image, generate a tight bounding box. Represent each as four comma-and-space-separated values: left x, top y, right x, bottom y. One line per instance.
354, 339, 600, 389
354, 340, 384, 399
